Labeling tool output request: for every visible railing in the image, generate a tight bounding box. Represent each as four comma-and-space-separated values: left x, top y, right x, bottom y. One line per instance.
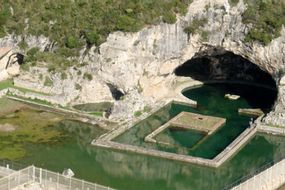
0, 162, 114, 190
0, 159, 26, 171
33, 166, 114, 190
0, 166, 34, 190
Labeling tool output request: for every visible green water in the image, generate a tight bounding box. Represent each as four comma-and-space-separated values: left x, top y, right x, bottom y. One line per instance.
115, 83, 277, 158
5, 83, 283, 190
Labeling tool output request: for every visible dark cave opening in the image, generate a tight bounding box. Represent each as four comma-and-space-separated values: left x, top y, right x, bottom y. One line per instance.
174, 47, 278, 112
174, 48, 277, 88
107, 83, 125, 101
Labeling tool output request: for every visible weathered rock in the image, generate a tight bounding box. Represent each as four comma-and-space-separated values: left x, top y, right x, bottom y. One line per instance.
1, 0, 285, 124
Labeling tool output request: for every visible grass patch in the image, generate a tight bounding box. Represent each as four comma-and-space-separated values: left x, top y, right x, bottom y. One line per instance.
89, 111, 104, 117
0, 79, 13, 90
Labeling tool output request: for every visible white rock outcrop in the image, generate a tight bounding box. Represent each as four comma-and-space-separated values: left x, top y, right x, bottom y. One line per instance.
2, 0, 285, 123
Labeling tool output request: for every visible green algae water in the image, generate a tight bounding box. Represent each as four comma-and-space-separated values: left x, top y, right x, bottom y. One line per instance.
155, 128, 206, 149
1, 83, 283, 190
115, 83, 277, 158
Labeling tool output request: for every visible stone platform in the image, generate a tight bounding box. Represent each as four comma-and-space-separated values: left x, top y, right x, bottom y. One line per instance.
145, 112, 225, 144
93, 106, 257, 167
170, 112, 226, 134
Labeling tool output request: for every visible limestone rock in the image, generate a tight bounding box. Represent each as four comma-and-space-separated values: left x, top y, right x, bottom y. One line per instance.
1, 0, 285, 122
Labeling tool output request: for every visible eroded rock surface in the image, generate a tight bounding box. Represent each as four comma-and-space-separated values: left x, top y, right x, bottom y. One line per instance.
1, 0, 285, 124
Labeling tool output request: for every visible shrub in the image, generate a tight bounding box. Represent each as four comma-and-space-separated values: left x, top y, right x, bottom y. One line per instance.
85, 31, 100, 46
83, 73, 93, 81
184, 18, 208, 35
18, 40, 28, 50
20, 63, 30, 71
201, 31, 209, 41
44, 76, 53, 86
25, 47, 40, 63
60, 72, 68, 80
162, 12, 177, 24
75, 83, 82, 90
0, 6, 9, 37
242, 1, 285, 45
134, 110, 142, 117
65, 35, 79, 49
116, 15, 142, 32
229, 0, 239, 6
143, 106, 151, 113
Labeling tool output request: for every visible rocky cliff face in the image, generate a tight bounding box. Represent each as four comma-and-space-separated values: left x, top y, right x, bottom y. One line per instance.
1, 0, 285, 124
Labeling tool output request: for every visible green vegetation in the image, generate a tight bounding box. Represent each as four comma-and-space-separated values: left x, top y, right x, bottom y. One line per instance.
65, 35, 80, 49
6, 93, 54, 107
201, 31, 209, 41
243, 0, 285, 45
60, 72, 68, 80
0, 106, 64, 160
75, 83, 82, 91
44, 76, 53, 86
229, 0, 239, 6
184, 18, 208, 37
83, 73, 93, 81
0, 0, 193, 70
0, 5, 9, 38
134, 110, 143, 117
90, 112, 104, 117
143, 106, 152, 113
0, 79, 13, 90
134, 106, 152, 117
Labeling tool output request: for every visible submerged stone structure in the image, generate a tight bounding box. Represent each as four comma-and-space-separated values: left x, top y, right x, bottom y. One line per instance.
170, 112, 226, 134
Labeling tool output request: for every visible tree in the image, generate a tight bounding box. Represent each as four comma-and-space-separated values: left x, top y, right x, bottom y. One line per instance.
85, 31, 100, 46
65, 35, 79, 49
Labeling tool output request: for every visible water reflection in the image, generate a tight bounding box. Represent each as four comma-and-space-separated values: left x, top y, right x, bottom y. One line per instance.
17, 84, 283, 190
92, 134, 283, 190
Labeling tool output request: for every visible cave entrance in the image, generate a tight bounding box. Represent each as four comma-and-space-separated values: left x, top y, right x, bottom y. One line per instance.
174, 47, 278, 112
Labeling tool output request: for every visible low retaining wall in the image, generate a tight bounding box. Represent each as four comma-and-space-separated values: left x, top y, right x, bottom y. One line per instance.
93, 125, 257, 168
257, 125, 285, 136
